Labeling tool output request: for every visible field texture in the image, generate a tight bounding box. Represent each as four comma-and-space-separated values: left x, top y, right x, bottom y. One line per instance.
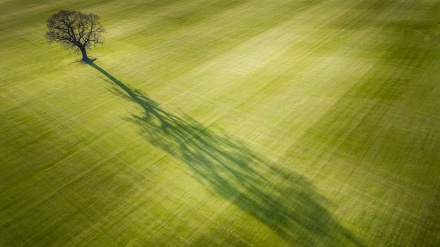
1, 0, 439, 246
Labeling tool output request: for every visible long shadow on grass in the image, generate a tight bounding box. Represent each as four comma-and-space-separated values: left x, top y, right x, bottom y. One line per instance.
89, 62, 364, 246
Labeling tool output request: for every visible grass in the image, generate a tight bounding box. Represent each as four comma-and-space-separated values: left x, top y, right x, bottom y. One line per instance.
1, 0, 439, 246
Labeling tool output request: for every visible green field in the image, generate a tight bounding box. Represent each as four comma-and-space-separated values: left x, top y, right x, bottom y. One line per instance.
1, 0, 439, 246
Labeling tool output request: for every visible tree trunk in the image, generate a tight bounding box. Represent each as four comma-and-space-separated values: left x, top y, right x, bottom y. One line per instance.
79, 46, 90, 63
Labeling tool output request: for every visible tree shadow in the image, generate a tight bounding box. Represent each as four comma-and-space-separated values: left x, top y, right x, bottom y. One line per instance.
89, 62, 364, 246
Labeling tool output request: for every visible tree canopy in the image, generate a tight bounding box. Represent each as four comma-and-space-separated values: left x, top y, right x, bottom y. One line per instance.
46, 10, 105, 62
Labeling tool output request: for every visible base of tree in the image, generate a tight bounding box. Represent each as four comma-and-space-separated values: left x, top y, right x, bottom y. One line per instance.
78, 58, 97, 63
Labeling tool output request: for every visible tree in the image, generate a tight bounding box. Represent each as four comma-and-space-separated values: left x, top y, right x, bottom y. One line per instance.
46, 10, 105, 63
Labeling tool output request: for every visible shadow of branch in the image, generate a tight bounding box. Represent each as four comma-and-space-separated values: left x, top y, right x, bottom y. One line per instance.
89, 62, 364, 246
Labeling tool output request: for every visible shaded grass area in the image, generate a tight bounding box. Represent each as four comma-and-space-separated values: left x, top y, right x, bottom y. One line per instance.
290, 0, 440, 181
89, 62, 364, 246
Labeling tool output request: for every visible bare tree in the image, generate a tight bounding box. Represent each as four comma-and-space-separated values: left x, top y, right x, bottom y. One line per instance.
46, 10, 105, 62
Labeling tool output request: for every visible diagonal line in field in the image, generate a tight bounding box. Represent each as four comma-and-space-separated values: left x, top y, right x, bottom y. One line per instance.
162, 0, 368, 105
0, 140, 131, 229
